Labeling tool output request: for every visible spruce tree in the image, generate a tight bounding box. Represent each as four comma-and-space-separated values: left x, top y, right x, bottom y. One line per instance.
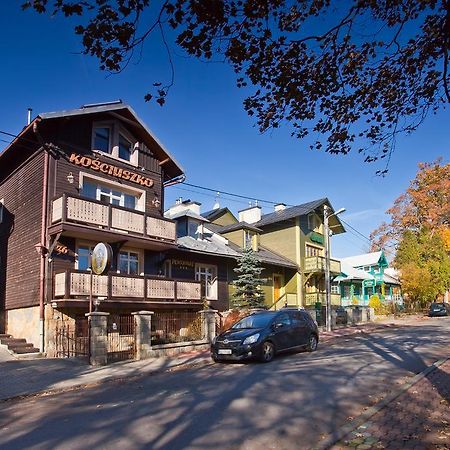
233, 248, 266, 309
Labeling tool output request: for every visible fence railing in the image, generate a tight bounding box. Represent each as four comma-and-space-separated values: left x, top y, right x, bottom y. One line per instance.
151, 311, 204, 345
51, 194, 176, 242
304, 256, 341, 273
304, 292, 341, 306
54, 270, 203, 303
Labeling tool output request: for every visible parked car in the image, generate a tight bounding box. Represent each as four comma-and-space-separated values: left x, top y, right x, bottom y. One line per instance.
428, 302, 450, 317
211, 309, 319, 363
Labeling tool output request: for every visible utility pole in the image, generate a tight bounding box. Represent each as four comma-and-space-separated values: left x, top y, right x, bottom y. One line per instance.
324, 205, 346, 333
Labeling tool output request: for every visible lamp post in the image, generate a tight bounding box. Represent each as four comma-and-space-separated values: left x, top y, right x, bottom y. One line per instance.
324, 205, 346, 332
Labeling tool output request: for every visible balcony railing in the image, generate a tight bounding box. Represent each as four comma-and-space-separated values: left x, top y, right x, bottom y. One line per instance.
54, 270, 203, 303
304, 292, 341, 306
51, 194, 176, 242
304, 256, 341, 274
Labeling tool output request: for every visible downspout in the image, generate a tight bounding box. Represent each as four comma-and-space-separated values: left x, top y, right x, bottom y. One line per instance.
33, 119, 49, 353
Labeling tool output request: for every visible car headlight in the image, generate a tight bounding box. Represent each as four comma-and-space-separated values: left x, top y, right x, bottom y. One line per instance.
243, 333, 260, 345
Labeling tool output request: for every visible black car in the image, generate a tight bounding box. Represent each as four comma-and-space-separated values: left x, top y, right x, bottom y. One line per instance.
211, 309, 319, 363
428, 302, 450, 317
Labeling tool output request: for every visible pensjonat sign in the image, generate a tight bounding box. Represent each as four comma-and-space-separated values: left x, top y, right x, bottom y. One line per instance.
69, 153, 154, 187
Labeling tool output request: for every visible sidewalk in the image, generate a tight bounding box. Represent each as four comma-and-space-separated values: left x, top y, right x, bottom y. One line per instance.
321, 358, 450, 450
0, 319, 417, 403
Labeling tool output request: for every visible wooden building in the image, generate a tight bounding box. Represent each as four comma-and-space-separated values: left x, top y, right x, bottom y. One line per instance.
0, 101, 201, 352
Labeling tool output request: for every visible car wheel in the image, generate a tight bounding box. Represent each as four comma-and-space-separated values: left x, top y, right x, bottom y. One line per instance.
307, 334, 318, 352
260, 341, 275, 363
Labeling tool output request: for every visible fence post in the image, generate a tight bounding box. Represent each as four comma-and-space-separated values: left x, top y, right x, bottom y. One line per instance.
199, 309, 218, 343
86, 312, 109, 366
132, 311, 154, 360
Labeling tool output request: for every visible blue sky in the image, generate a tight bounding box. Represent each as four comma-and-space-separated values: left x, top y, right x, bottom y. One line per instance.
1, 3, 448, 258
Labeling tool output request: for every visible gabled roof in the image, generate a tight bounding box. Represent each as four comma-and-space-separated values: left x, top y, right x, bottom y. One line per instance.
165, 209, 209, 222
219, 221, 262, 233
177, 236, 240, 258
202, 207, 236, 222
334, 261, 374, 282
254, 198, 345, 234
0, 101, 184, 180
341, 251, 387, 269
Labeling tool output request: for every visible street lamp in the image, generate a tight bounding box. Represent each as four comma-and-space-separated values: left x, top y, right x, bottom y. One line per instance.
324, 205, 346, 332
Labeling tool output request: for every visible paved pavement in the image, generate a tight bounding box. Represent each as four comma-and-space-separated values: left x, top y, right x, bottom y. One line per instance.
0, 321, 395, 402
329, 358, 450, 450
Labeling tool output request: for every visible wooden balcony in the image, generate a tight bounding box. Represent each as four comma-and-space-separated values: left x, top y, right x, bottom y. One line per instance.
54, 270, 202, 304
304, 256, 341, 274
50, 194, 176, 249
304, 292, 341, 306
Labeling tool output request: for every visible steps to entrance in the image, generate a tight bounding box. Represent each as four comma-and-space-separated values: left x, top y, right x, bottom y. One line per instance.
0, 334, 40, 356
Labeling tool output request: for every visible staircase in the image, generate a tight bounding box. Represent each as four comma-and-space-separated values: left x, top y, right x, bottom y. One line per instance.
0, 334, 40, 355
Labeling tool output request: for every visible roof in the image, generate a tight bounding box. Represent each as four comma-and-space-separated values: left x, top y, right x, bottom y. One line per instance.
0, 101, 184, 180
254, 198, 345, 234
165, 209, 209, 222
341, 251, 385, 268
202, 207, 236, 222
218, 221, 262, 233
334, 261, 374, 282
177, 236, 240, 258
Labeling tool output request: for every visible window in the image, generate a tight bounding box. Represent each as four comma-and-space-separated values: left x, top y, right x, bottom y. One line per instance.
343, 285, 351, 299
118, 133, 132, 161
163, 260, 172, 277
306, 244, 323, 257
118, 251, 139, 275
244, 230, 253, 249
331, 283, 340, 294
93, 127, 111, 153
188, 220, 200, 238
81, 179, 138, 210
275, 313, 291, 327
308, 213, 320, 231
92, 122, 138, 165
77, 245, 94, 270
195, 264, 217, 299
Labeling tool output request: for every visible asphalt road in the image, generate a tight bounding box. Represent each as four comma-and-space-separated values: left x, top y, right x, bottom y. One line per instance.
1, 317, 449, 450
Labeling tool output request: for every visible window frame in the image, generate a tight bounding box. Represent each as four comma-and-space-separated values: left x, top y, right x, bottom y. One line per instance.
91, 121, 139, 166
79, 172, 145, 212
195, 263, 218, 300
118, 249, 141, 276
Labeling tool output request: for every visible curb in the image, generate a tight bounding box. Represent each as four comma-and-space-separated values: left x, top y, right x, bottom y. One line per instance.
314, 356, 450, 450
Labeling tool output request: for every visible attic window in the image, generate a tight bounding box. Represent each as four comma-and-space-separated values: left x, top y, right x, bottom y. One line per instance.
92, 122, 138, 166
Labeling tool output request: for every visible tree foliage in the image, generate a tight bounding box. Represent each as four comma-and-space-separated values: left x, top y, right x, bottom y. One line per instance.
371, 159, 450, 250
22, 0, 450, 166
394, 229, 450, 307
232, 247, 265, 309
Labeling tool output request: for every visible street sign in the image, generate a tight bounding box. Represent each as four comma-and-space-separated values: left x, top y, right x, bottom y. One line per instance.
91, 242, 112, 275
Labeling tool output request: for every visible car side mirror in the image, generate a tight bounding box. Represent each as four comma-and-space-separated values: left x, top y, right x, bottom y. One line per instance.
273, 322, 284, 330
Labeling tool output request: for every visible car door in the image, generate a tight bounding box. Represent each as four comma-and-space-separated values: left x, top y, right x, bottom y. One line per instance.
290, 311, 309, 347
271, 312, 293, 350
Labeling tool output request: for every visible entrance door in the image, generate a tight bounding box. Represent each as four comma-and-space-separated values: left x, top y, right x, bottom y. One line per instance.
273, 275, 283, 304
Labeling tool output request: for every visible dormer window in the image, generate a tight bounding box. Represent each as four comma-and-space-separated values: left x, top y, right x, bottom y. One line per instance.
92, 122, 138, 166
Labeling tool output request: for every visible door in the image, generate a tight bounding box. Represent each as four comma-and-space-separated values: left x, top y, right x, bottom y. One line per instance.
290, 311, 310, 346
195, 264, 218, 300
273, 275, 283, 304
271, 312, 293, 350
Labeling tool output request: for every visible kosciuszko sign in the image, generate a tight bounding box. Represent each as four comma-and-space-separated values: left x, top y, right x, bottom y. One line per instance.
91, 242, 113, 275
69, 153, 154, 187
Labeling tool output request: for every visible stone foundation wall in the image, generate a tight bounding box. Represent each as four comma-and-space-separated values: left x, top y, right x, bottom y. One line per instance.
44, 305, 77, 357
6, 306, 40, 347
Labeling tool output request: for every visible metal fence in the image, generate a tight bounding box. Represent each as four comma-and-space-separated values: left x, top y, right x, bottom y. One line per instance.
107, 314, 135, 363
56, 319, 89, 358
152, 311, 204, 345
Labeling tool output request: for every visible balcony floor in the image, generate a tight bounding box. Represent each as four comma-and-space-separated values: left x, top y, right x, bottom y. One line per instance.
50, 298, 203, 310
48, 222, 177, 251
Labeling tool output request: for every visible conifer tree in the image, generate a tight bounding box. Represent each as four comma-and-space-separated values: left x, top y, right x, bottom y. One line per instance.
232, 248, 265, 309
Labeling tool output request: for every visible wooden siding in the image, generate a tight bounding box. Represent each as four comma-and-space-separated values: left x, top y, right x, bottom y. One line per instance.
259, 223, 297, 263
0, 152, 44, 310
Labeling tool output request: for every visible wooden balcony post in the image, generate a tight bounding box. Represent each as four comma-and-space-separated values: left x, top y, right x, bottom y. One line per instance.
65, 269, 71, 298
62, 194, 67, 223
107, 203, 113, 231
174, 281, 178, 302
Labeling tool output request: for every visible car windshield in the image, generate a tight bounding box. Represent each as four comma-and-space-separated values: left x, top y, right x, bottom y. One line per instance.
232, 314, 273, 329
431, 303, 444, 308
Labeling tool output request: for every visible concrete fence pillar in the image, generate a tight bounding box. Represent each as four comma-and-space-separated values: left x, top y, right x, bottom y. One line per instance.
199, 309, 218, 343
86, 312, 109, 366
330, 309, 337, 328
132, 311, 154, 360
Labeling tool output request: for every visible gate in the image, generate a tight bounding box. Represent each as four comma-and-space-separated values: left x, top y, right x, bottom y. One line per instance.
107, 314, 135, 363
55, 318, 89, 358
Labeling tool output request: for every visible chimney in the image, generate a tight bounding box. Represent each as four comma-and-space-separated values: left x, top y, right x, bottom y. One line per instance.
27, 108, 32, 125
274, 203, 286, 212
238, 205, 262, 224
166, 198, 201, 217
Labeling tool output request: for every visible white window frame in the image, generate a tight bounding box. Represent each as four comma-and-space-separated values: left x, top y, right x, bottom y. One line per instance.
195, 263, 218, 300
92, 121, 139, 166
79, 172, 146, 212
118, 249, 142, 276
331, 283, 340, 295
243, 230, 254, 249
75, 242, 95, 270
